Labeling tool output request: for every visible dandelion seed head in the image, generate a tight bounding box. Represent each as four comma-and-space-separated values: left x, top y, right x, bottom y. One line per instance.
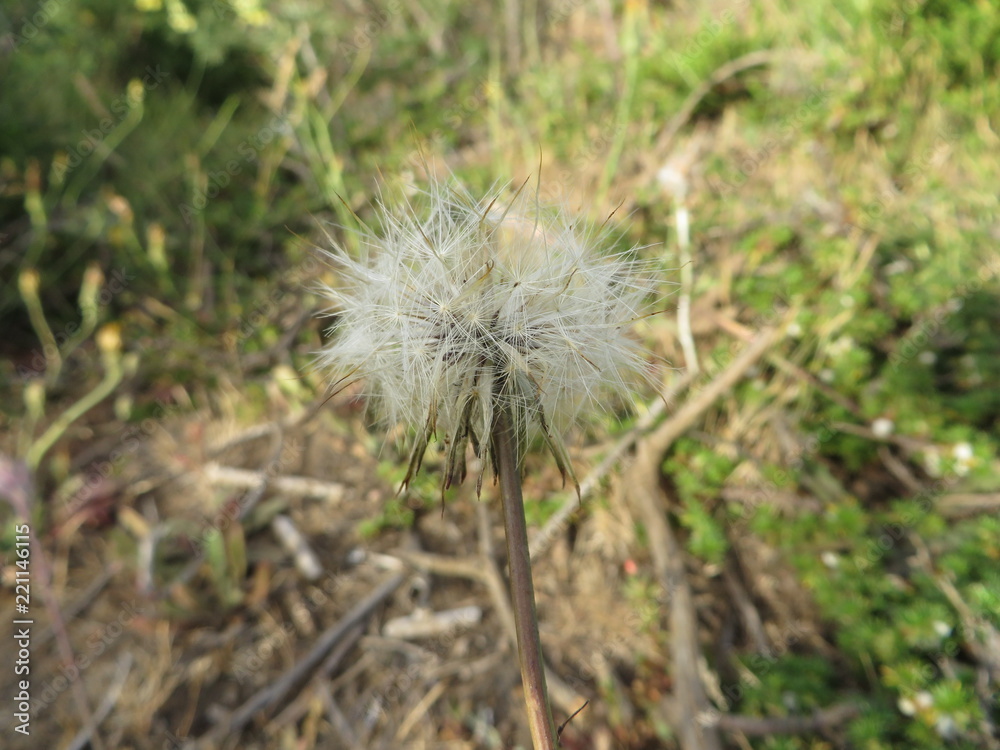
317, 179, 660, 493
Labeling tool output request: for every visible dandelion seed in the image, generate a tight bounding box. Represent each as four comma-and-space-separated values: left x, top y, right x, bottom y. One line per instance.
316, 178, 658, 495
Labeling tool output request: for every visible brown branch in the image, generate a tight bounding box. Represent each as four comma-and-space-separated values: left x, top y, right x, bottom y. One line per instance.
192, 572, 404, 748
396, 549, 582, 717
66, 653, 134, 750
646, 325, 785, 457
529, 369, 700, 562
626, 326, 783, 750
711, 702, 860, 736
644, 50, 777, 184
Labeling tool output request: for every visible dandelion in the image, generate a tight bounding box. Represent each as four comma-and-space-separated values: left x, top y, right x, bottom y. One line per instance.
317, 178, 656, 496
316, 176, 659, 750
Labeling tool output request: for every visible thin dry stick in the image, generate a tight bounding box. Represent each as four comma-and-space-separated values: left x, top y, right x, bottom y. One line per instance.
34, 564, 117, 647
191, 572, 404, 749
664, 167, 698, 374
270, 622, 365, 732
644, 50, 776, 184
646, 323, 787, 456
35, 540, 108, 750
66, 653, 134, 750
529, 369, 699, 562
125, 392, 329, 501
204, 463, 346, 503
168, 428, 286, 590
711, 701, 860, 736
641, 486, 723, 750
493, 406, 558, 750
395, 549, 582, 716
628, 326, 783, 750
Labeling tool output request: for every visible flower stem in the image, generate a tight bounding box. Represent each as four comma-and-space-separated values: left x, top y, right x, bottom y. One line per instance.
492, 406, 559, 750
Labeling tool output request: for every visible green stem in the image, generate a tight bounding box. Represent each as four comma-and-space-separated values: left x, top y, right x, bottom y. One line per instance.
492, 407, 558, 750
26, 348, 124, 471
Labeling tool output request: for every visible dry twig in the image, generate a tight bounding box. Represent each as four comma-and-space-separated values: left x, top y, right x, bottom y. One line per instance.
644, 50, 777, 184
708, 701, 860, 736
190, 572, 404, 748
206, 464, 346, 503
396, 549, 583, 717
626, 326, 783, 750
529, 369, 699, 562
66, 653, 134, 750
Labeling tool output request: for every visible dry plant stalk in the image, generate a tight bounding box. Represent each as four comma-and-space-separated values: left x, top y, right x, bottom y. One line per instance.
317, 177, 658, 748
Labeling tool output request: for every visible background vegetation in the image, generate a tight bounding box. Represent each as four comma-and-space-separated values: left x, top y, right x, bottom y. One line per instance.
1, 0, 998, 748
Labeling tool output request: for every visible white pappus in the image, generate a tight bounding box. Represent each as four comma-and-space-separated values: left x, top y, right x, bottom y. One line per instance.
316, 178, 660, 496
